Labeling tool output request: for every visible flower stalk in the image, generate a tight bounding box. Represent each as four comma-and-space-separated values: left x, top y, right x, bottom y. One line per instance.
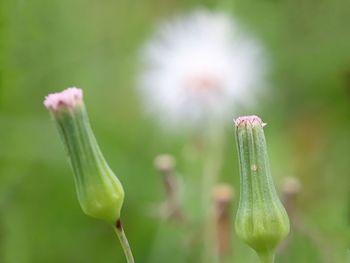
200, 126, 225, 263
234, 115, 289, 263
114, 220, 135, 263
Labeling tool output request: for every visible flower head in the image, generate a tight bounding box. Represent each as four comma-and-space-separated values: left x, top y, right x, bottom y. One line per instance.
44, 87, 125, 223
234, 115, 289, 262
138, 9, 265, 131
44, 87, 83, 111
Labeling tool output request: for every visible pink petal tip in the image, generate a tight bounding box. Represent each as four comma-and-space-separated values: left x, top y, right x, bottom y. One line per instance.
234, 115, 267, 127
44, 87, 83, 111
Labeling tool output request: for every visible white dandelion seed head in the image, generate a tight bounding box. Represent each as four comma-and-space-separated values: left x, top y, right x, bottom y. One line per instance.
138, 8, 266, 132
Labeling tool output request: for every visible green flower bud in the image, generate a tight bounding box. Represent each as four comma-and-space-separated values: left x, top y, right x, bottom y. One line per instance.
44, 87, 124, 223
234, 115, 289, 262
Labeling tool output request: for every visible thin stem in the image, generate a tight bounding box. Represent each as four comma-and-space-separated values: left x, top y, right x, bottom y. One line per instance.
202, 157, 218, 263
201, 125, 225, 263
114, 219, 135, 263
258, 251, 275, 263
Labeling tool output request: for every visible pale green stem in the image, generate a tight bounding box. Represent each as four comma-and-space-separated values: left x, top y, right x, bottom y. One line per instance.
202, 155, 218, 263
258, 251, 275, 263
114, 219, 135, 263
201, 125, 224, 263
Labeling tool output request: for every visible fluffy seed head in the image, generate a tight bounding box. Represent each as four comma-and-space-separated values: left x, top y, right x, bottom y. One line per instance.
138, 9, 266, 131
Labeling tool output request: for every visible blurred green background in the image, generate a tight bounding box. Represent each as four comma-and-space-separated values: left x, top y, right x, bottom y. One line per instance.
0, 0, 349, 262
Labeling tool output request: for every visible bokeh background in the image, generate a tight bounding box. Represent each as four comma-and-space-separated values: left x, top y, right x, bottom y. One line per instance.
0, 0, 349, 262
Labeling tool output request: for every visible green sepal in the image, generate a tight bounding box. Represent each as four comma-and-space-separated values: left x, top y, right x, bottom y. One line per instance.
52, 104, 124, 223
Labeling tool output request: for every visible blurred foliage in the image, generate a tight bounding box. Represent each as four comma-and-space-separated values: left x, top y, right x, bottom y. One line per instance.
0, 0, 349, 262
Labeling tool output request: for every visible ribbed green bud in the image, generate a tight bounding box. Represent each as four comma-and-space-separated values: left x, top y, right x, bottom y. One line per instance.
234, 115, 289, 262
44, 87, 124, 223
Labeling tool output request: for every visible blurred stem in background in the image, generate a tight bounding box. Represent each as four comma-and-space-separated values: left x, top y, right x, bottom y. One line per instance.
213, 184, 234, 261
153, 123, 228, 263
279, 176, 332, 263
150, 154, 190, 263
154, 154, 185, 223
200, 124, 226, 263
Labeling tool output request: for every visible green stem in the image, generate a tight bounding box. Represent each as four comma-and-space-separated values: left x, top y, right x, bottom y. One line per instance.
201, 155, 218, 263
201, 126, 224, 263
114, 219, 135, 263
258, 251, 275, 263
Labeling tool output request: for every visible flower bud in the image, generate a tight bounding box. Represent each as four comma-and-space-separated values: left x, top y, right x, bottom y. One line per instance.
154, 154, 176, 175
44, 87, 124, 223
234, 115, 289, 262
